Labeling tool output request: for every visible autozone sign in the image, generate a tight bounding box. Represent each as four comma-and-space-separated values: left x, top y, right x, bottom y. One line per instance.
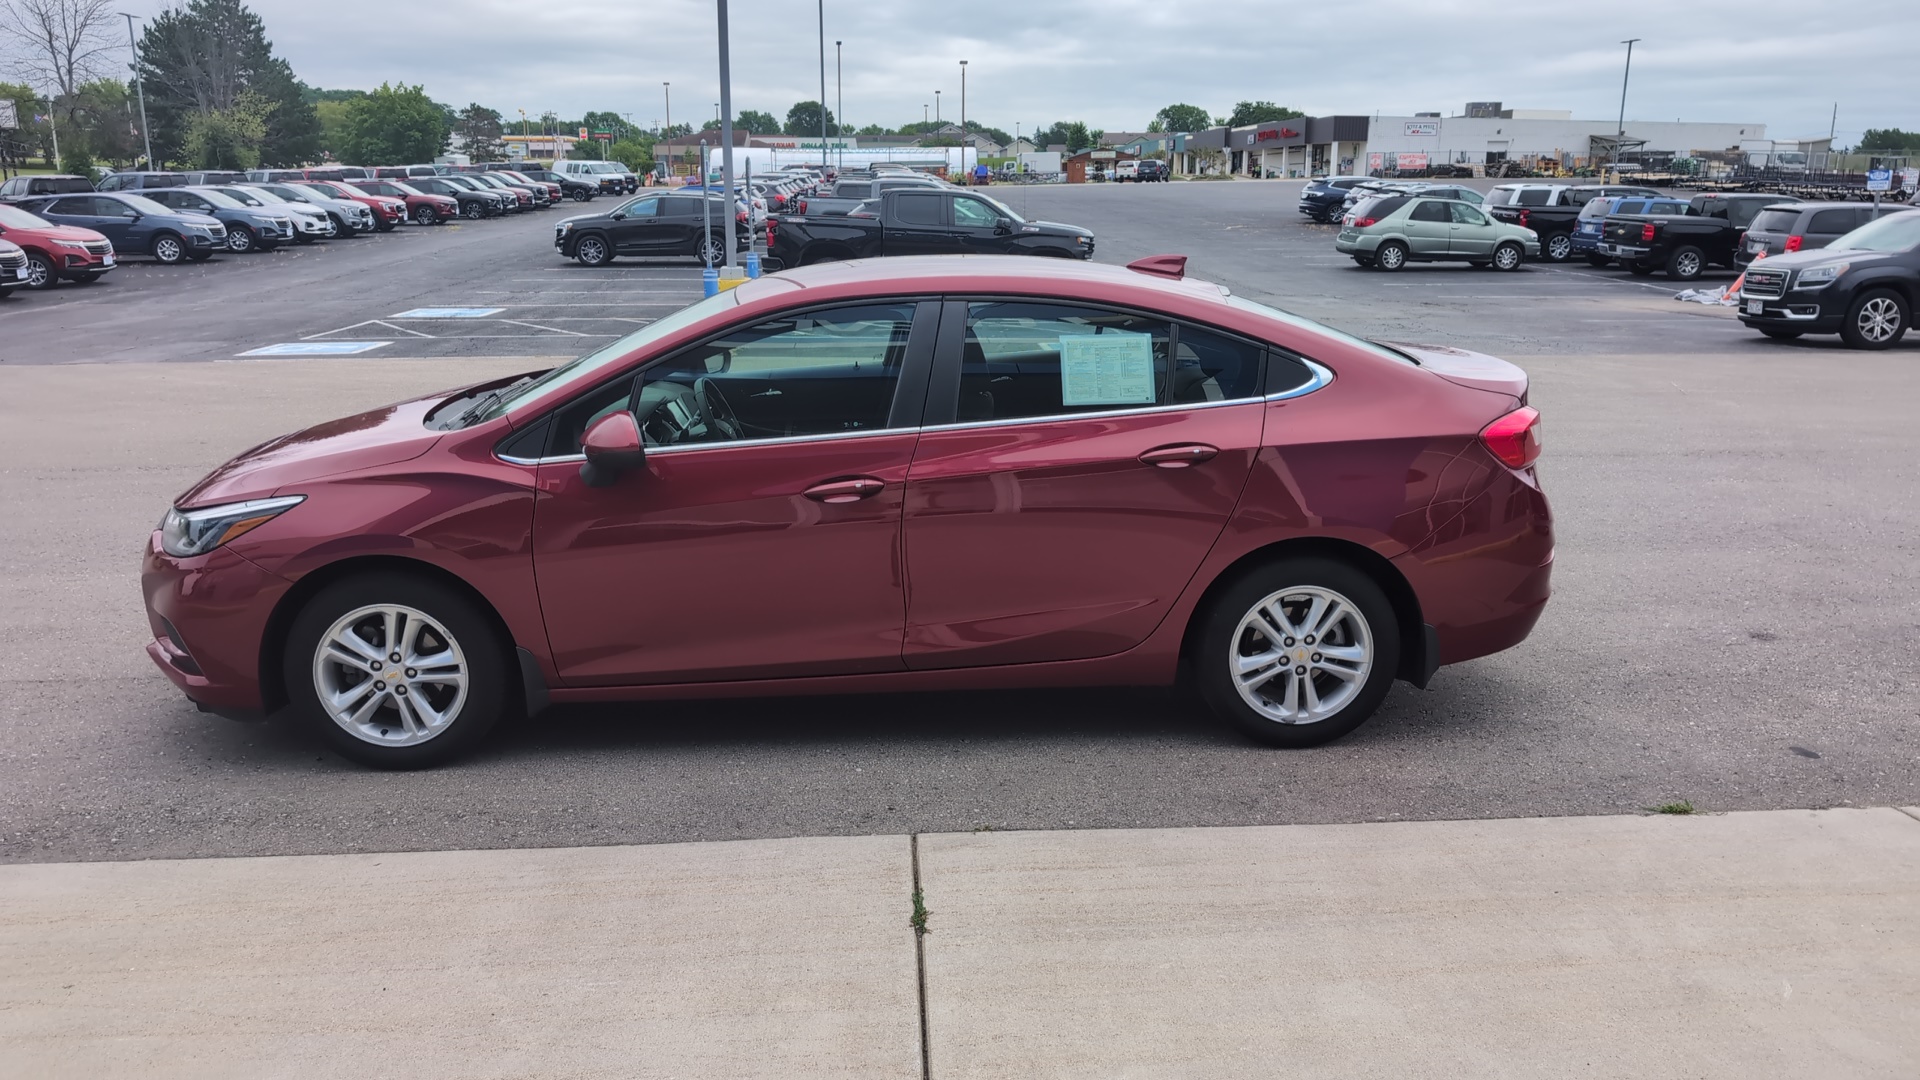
1252, 127, 1300, 143
1404, 121, 1440, 136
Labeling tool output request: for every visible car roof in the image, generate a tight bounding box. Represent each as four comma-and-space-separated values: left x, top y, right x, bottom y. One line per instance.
735, 255, 1234, 309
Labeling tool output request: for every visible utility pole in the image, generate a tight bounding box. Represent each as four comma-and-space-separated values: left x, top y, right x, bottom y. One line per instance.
835, 40, 843, 175
1615, 38, 1640, 165
121, 12, 152, 168
934, 90, 940, 125
663, 82, 672, 177
959, 59, 968, 183
717, 0, 736, 273
817, 0, 828, 172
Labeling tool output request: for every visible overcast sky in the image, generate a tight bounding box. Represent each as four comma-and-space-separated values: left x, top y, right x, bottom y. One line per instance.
167, 1, 1920, 141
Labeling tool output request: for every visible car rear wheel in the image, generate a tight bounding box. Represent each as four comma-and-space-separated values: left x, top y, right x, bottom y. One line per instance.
413, 204, 438, 225
1840, 289, 1908, 350
461, 201, 483, 220
1196, 558, 1401, 748
227, 226, 256, 253
698, 235, 726, 267
24, 252, 56, 288
1627, 263, 1655, 277
574, 234, 613, 266
1492, 242, 1525, 271
285, 573, 509, 769
1374, 241, 1408, 271
1585, 253, 1612, 267
572, 189, 591, 202
1542, 233, 1573, 262
151, 233, 186, 264
1666, 245, 1705, 280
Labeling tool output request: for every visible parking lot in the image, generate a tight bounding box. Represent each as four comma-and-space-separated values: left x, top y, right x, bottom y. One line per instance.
2, 180, 1916, 864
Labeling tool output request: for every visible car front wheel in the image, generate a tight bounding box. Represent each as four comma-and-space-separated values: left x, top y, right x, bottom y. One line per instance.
1492, 242, 1524, 271
1196, 558, 1401, 748
462, 201, 483, 220
151, 233, 186, 264
227, 226, 256, 253
24, 252, 56, 288
414, 204, 438, 225
284, 573, 509, 769
574, 234, 612, 266
1841, 289, 1908, 350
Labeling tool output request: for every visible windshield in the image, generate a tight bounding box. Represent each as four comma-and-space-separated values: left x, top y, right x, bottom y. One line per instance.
390, 182, 425, 196
1830, 210, 1920, 253
120, 194, 173, 216
229, 187, 280, 205
489, 291, 743, 423
192, 189, 245, 208
0, 204, 52, 228
1224, 294, 1421, 368
269, 186, 319, 203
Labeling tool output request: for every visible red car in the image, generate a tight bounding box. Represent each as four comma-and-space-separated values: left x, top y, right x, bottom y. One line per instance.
142, 255, 1552, 768
296, 180, 407, 231
351, 178, 460, 225
493, 169, 563, 204
0, 201, 116, 288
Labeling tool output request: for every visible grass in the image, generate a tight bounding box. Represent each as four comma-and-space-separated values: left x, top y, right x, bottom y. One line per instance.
1652, 800, 1697, 815
909, 888, 931, 936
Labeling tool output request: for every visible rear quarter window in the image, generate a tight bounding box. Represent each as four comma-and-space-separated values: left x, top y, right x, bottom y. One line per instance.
1807, 209, 1856, 234
1515, 188, 1555, 206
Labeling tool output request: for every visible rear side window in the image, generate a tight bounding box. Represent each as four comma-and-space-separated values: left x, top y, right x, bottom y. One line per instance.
1807, 209, 1855, 234
961, 302, 1173, 421
1354, 195, 1411, 219
1484, 188, 1515, 207
1749, 209, 1801, 233
893, 193, 944, 227
1514, 188, 1555, 206
1408, 200, 1450, 223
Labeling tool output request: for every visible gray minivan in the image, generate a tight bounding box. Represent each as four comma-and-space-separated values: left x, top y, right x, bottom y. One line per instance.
95, 171, 189, 192
1740, 202, 1907, 265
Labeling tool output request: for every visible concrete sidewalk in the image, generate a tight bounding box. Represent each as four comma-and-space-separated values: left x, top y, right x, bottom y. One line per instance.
3, 809, 1917, 1078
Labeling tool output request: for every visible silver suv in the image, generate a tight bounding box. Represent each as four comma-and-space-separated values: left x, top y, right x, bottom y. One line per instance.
244, 183, 375, 236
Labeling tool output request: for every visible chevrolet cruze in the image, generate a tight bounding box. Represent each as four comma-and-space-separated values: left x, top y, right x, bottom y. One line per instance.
143, 255, 1553, 767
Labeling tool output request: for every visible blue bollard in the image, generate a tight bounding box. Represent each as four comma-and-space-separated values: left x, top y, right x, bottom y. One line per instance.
745, 251, 761, 279
702, 267, 719, 297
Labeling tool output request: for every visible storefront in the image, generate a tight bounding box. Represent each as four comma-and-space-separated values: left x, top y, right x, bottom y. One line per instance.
1181, 116, 1371, 178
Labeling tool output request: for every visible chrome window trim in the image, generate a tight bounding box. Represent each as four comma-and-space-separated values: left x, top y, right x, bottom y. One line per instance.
1268, 359, 1335, 401
497, 425, 909, 467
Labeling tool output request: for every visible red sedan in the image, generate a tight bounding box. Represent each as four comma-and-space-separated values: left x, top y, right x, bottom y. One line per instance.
0, 201, 116, 288
351, 178, 460, 225
142, 255, 1551, 767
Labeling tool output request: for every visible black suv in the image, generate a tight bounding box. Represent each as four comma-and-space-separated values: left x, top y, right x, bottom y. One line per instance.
1136, 159, 1169, 183
1737, 209, 1920, 349
0, 174, 95, 203
555, 191, 747, 266
515, 167, 599, 202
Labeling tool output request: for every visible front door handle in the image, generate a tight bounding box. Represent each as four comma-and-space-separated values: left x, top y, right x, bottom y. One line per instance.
1139, 444, 1219, 469
804, 477, 885, 503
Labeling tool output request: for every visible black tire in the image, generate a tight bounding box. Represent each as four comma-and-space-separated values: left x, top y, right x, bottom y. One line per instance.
1839, 288, 1908, 351
1584, 252, 1611, 267
185, 249, 213, 262
1374, 240, 1409, 271
24, 252, 57, 289
74, 271, 101, 283
574, 233, 613, 266
283, 572, 510, 769
572, 189, 591, 202
227, 225, 257, 253
1759, 328, 1803, 341
1195, 557, 1401, 748
375, 218, 397, 232
413, 204, 438, 225
698, 235, 726, 267
151, 232, 186, 264
329, 213, 356, 236
461, 200, 483, 220
1627, 263, 1655, 277
1541, 232, 1574, 263
1492, 241, 1525, 271
1665, 245, 1705, 281
0, 285, 13, 299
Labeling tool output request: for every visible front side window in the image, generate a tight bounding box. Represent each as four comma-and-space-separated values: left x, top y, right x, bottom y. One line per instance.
951, 196, 1001, 228
96, 174, 124, 190
619, 196, 660, 218
1807, 209, 1855, 234
549, 303, 917, 454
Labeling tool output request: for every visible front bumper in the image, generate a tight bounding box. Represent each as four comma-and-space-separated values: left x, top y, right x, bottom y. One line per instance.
1736, 290, 1841, 333
141, 534, 291, 715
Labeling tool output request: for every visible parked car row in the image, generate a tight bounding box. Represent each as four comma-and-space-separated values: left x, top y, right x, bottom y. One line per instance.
554, 164, 840, 267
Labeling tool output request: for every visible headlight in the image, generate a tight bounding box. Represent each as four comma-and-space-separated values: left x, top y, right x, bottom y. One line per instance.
558, 221, 574, 235
160, 496, 304, 558
1793, 264, 1847, 290
53, 239, 90, 250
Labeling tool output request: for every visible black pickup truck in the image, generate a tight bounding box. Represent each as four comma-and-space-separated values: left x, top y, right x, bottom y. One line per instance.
1484, 183, 1665, 262
1598, 193, 1796, 280
793, 174, 945, 218
768, 188, 1093, 267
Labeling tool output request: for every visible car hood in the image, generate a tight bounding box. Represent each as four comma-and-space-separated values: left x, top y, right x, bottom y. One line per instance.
1744, 247, 1897, 272
1377, 341, 1529, 400
8, 223, 106, 243
177, 395, 447, 507
1021, 219, 1093, 239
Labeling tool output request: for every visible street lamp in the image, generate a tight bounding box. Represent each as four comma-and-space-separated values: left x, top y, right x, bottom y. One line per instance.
663, 82, 672, 176
1616, 38, 1641, 165
120, 12, 152, 168
717, 0, 737, 273
959, 60, 968, 182
816, 0, 828, 172
835, 40, 843, 174
934, 89, 940, 125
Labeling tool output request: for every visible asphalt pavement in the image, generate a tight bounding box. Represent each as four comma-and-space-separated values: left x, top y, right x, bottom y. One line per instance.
1, 181, 1916, 863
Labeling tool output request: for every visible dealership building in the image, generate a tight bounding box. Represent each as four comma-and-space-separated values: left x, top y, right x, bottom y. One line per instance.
1176, 106, 1768, 177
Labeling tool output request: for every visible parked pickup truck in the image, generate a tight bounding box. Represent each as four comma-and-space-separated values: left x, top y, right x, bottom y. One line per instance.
1598, 193, 1795, 280
793, 174, 945, 218
768, 188, 1093, 268
1485, 183, 1664, 263
1573, 194, 1691, 265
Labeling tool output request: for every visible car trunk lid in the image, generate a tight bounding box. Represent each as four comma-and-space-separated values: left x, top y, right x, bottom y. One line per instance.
1377, 341, 1528, 402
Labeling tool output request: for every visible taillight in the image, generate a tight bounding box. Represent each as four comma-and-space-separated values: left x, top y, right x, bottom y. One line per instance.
1784, 235, 1803, 252
1480, 407, 1542, 469
797, 199, 807, 215
1517, 209, 1530, 228
1640, 223, 1656, 242
1354, 217, 1378, 228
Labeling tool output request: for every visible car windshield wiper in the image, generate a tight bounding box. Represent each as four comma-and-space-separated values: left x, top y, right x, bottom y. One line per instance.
452, 376, 537, 428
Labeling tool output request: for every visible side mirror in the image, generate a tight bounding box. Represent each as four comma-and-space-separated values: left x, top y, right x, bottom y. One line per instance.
995, 218, 1013, 235
579, 411, 645, 487
610, 211, 625, 221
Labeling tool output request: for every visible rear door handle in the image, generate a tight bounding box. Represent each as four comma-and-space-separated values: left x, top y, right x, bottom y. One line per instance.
804, 477, 886, 503
1139, 444, 1219, 469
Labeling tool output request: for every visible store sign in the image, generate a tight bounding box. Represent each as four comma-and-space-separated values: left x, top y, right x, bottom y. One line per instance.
578, 127, 588, 139
1404, 121, 1440, 137
1367, 152, 1384, 172
1397, 151, 1430, 170
1252, 127, 1301, 143
1865, 168, 1892, 192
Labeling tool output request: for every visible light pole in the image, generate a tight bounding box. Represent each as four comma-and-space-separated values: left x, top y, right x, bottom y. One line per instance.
959, 59, 967, 182
663, 81, 672, 177
816, 0, 827, 172
716, 0, 737, 273
120, 12, 152, 168
923, 103, 928, 125
934, 89, 940, 125
835, 40, 843, 175
1615, 38, 1640, 165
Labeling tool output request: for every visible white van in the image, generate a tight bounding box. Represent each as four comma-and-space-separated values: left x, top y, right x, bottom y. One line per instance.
555, 160, 635, 194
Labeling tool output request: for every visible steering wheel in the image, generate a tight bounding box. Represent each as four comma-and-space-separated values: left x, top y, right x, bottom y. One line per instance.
693, 377, 743, 440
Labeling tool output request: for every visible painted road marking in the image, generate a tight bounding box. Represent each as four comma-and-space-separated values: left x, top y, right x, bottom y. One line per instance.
238, 341, 390, 357
392, 307, 506, 319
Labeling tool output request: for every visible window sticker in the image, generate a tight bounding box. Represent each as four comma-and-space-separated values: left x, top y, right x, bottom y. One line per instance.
1059, 331, 1155, 406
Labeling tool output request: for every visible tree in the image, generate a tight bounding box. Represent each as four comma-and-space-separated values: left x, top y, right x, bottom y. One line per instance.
700, 117, 720, 131
0, 0, 118, 103
735, 108, 779, 135
337, 82, 446, 165
1225, 100, 1304, 126
657, 121, 690, 139
181, 90, 270, 167
783, 100, 837, 137
1055, 121, 1092, 152
606, 136, 653, 173
856, 123, 887, 136
1153, 103, 1211, 134
455, 102, 503, 161
136, 0, 318, 166
1858, 128, 1920, 153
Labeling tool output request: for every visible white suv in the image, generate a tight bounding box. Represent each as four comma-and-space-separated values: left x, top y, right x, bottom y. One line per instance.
555, 161, 635, 194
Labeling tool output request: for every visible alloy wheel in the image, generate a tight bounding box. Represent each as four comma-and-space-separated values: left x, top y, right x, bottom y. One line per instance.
415, 205, 437, 225
312, 604, 469, 747
1546, 234, 1572, 261
463, 202, 482, 220
1494, 243, 1522, 271
1376, 243, 1406, 270
1676, 251, 1701, 278
700, 236, 725, 266
577, 237, 608, 265
1230, 585, 1373, 725
25, 254, 53, 288
1858, 297, 1902, 343
228, 228, 253, 253
153, 236, 182, 263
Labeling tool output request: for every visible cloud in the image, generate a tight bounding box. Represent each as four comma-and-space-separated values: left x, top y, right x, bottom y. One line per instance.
191, 0, 1920, 141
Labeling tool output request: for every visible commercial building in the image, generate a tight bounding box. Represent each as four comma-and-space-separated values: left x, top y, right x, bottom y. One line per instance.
1178, 116, 1370, 178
